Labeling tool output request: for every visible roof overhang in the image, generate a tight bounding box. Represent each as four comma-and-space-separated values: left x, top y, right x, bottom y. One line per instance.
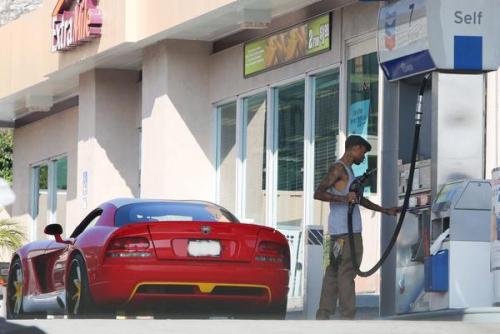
0, 0, 334, 125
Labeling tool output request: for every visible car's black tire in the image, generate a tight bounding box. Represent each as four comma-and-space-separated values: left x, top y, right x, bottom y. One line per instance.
66, 254, 93, 318
264, 297, 287, 320
6, 258, 25, 319
236, 297, 287, 320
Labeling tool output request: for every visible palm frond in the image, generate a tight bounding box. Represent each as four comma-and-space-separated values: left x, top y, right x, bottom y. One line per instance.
0, 219, 26, 252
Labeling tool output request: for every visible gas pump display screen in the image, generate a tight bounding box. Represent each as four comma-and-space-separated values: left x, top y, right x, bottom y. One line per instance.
435, 182, 462, 205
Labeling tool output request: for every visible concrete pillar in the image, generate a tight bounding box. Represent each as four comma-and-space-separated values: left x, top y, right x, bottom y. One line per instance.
141, 40, 215, 200
379, 76, 400, 317
485, 71, 500, 176
77, 69, 141, 219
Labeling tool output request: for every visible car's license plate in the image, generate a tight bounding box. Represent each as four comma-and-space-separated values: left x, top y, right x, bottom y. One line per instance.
188, 240, 221, 257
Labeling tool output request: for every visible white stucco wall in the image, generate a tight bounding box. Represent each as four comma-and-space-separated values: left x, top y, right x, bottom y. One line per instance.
141, 40, 215, 201
10, 69, 142, 245
0, 0, 236, 102
77, 69, 141, 219
12, 106, 78, 240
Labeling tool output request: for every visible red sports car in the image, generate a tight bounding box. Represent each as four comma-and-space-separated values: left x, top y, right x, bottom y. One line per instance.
6, 199, 290, 319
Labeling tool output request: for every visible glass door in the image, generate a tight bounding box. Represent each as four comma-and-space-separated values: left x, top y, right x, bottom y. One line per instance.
345, 36, 380, 293
311, 69, 341, 228
242, 93, 267, 225
346, 51, 379, 194
274, 81, 306, 230
217, 101, 237, 213
274, 80, 305, 298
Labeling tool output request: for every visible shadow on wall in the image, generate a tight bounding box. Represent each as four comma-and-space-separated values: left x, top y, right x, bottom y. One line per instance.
92, 70, 142, 198
142, 41, 215, 170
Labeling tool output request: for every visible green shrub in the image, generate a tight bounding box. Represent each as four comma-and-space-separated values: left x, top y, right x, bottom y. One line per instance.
0, 129, 13, 184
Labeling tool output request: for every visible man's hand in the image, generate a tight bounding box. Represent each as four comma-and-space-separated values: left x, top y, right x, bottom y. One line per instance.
384, 207, 401, 216
346, 192, 358, 204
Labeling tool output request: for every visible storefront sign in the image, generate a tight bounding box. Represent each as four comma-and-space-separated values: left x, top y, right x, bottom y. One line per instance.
244, 14, 331, 77
377, 0, 432, 81
378, 0, 500, 81
51, 0, 103, 52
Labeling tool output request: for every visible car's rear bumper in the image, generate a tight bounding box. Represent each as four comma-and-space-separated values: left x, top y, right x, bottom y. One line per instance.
90, 261, 289, 309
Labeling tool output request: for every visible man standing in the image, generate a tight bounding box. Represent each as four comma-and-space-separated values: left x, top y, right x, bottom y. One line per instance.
315, 135, 399, 320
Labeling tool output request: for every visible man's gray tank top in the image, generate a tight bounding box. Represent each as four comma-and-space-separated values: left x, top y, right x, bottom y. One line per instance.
327, 160, 362, 236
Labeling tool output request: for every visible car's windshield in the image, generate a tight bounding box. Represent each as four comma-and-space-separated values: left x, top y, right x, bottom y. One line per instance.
115, 202, 239, 227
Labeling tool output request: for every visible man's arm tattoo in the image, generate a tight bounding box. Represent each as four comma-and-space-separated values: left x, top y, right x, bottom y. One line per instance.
313, 164, 348, 203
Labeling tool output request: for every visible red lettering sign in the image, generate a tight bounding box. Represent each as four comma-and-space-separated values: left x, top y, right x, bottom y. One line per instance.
51, 0, 102, 52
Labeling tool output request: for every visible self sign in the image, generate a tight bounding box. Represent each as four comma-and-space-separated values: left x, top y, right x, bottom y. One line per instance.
454, 11, 483, 25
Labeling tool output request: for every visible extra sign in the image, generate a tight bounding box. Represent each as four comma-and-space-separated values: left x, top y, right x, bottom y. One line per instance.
51, 0, 103, 52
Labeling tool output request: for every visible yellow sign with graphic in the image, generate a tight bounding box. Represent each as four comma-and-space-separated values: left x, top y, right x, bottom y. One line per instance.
244, 14, 331, 77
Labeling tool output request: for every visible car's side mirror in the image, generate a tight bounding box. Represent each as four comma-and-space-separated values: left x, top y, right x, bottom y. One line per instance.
44, 224, 68, 243
44, 224, 63, 236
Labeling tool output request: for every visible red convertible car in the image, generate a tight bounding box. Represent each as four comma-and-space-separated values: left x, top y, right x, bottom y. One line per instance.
6, 199, 290, 319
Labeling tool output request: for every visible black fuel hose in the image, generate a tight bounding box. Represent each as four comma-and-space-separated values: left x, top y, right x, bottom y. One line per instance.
346, 73, 431, 277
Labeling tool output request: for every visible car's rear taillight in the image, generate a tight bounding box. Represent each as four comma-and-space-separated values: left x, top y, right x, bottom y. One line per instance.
106, 236, 152, 258
255, 241, 290, 268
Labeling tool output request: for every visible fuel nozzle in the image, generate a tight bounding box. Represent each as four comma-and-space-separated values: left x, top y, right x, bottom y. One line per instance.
349, 168, 377, 201
416, 73, 431, 125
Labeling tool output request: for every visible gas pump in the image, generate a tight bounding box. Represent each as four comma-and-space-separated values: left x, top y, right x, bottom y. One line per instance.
348, 0, 500, 317
396, 179, 493, 313
304, 0, 500, 319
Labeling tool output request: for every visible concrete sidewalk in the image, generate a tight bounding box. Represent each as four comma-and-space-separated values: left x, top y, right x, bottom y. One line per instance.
7, 319, 500, 334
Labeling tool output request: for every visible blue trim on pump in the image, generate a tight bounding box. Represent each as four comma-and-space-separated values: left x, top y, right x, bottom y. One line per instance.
454, 36, 482, 71
380, 50, 436, 81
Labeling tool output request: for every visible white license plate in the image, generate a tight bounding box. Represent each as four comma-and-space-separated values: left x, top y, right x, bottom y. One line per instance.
188, 240, 221, 257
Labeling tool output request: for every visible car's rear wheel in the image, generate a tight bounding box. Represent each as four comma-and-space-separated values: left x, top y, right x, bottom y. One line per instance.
6, 258, 24, 319
265, 297, 287, 320
258, 297, 288, 320
235, 297, 287, 320
66, 254, 93, 318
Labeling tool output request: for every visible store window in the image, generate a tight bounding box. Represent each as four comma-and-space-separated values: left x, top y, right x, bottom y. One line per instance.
274, 81, 305, 229
217, 101, 237, 213
31, 156, 68, 241
347, 52, 379, 193
32, 164, 49, 240
214, 70, 343, 301
312, 69, 340, 226
243, 93, 267, 225
55, 157, 68, 230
